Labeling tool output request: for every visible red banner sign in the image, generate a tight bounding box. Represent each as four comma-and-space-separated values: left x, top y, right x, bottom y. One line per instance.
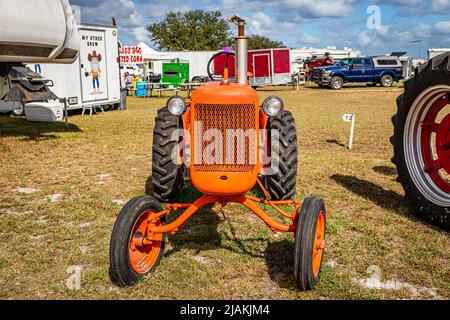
120, 46, 143, 66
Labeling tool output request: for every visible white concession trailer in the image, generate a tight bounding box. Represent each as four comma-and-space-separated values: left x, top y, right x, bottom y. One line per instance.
29, 24, 121, 111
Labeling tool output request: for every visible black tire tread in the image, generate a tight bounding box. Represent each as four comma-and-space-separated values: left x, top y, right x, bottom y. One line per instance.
265, 110, 298, 200
152, 108, 182, 202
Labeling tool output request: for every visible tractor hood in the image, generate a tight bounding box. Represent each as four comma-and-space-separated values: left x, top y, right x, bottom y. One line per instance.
190, 82, 258, 105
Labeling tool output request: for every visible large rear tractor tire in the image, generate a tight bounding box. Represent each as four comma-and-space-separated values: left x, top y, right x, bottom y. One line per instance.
264, 110, 298, 200
152, 108, 183, 203
391, 52, 450, 230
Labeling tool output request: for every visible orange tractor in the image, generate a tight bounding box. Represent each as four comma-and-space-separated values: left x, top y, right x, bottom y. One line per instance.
110, 15, 327, 291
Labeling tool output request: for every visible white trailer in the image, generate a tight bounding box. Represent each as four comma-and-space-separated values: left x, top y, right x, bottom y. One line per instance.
28, 24, 121, 110
428, 48, 450, 60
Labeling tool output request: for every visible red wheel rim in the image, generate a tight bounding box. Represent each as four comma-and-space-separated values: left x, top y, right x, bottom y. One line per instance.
128, 210, 164, 274
420, 94, 450, 193
312, 211, 326, 278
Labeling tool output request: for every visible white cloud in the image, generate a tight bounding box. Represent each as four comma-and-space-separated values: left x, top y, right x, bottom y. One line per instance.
298, 32, 321, 45
433, 21, 450, 34
249, 12, 274, 35
283, 0, 357, 19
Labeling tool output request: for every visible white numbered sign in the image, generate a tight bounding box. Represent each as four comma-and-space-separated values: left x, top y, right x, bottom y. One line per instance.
343, 114, 354, 122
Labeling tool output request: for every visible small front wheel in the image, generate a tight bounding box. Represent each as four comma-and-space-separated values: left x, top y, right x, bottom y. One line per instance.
294, 196, 326, 291
110, 195, 166, 286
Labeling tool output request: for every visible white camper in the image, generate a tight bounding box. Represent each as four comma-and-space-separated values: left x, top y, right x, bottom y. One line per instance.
29, 24, 121, 110
428, 48, 450, 60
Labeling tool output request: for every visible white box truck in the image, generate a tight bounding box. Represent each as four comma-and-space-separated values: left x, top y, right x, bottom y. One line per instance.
29, 24, 121, 111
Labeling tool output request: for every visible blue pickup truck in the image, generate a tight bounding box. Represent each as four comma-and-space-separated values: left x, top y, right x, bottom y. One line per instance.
313, 56, 404, 89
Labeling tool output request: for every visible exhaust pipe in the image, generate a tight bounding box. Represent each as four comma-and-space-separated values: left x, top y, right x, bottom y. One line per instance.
228, 15, 248, 85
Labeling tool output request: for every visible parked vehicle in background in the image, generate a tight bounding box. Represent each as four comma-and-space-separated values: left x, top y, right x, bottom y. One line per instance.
28, 24, 120, 111
391, 51, 450, 230
313, 56, 404, 90
290, 47, 361, 74
0, 0, 79, 116
302, 54, 336, 81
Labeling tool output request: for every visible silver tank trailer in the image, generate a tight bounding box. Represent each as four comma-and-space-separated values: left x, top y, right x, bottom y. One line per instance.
0, 0, 80, 106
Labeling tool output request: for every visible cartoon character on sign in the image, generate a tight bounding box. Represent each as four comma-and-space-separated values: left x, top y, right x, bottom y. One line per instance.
86, 51, 102, 94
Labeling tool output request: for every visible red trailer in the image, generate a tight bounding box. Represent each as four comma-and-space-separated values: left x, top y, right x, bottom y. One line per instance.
213, 48, 291, 87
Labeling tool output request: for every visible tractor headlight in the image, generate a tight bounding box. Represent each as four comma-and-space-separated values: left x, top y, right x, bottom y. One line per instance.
166, 96, 186, 116
262, 96, 284, 118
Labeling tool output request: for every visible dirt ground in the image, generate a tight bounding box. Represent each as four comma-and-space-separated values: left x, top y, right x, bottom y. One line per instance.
0, 84, 448, 299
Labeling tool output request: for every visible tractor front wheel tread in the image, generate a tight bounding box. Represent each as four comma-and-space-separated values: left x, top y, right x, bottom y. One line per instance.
266, 110, 298, 200
152, 108, 182, 202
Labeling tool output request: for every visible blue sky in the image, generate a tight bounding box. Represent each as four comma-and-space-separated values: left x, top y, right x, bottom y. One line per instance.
71, 0, 450, 58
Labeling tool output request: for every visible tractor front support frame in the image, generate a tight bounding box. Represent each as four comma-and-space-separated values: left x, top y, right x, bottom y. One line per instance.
144, 193, 301, 242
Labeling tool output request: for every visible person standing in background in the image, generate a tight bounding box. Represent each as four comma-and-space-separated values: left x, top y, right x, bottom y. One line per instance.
323, 52, 335, 66
120, 72, 129, 111
34, 64, 42, 74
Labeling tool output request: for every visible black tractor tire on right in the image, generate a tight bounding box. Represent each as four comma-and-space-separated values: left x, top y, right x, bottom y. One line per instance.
152, 107, 183, 203
330, 76, 343, 90
391, 52, 450, 230
264, 110, 298, 200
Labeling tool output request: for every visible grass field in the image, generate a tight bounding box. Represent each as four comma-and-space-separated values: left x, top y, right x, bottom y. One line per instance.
0, 83, 448, 300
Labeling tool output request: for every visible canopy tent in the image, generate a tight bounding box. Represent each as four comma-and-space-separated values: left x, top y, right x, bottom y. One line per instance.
138, 42, 169, 61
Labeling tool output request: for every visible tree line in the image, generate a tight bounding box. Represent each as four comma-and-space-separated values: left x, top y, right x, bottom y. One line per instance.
147, 10, 285, 51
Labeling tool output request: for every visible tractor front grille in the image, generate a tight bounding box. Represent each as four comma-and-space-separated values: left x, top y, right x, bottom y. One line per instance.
192, 103, 257, 173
